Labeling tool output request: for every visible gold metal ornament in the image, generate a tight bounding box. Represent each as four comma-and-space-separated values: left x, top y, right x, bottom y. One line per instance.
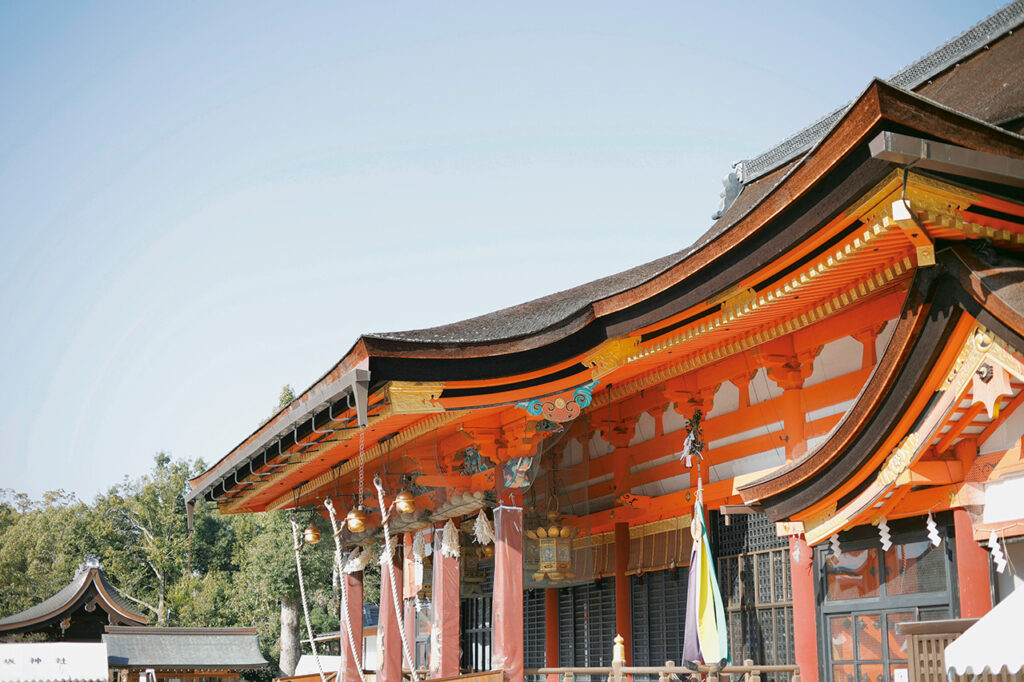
534, 511, 577, 582
395, 490, 416, 514
346, 506, 368, 533
303, 521, 321, 545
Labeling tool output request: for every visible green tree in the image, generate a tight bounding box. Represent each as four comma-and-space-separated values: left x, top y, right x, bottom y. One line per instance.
0, 490, 98, 619
92, 454, 196, 625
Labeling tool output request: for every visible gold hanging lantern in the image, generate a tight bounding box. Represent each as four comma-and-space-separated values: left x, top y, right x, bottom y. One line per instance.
531, 511, 577, 582
346, 506, 368, 533
395, 490, 416, 514
303, 521, 321, 545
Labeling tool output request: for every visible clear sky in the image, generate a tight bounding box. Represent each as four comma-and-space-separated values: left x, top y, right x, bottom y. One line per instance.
0, 1, 1007, 501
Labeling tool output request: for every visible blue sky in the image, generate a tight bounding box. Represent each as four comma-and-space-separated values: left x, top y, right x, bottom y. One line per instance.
0, 1, 1006, 500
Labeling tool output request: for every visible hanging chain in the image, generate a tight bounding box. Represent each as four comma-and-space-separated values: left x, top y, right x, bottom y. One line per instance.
358, 427, 366, 506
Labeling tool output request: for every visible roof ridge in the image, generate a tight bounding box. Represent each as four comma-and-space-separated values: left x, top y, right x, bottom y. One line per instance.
733, 0, 1024, 185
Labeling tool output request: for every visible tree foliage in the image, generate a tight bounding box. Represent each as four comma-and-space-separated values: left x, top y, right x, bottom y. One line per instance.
0, 385, 384, 676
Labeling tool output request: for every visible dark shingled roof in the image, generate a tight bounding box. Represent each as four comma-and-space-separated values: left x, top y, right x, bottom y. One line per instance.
365, 3, 1024, 347
103, 627, 269, 670
736, 0, 1024, 183
0, 561, 147, 633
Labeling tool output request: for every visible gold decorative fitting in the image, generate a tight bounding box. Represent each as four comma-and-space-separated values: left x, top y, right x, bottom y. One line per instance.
530, 512, 578, 583
582, 336, 640, 380
707, 285, 758, 318
876, 432, 922, 487
302, 521, 321, 545
388, 381, 446, 414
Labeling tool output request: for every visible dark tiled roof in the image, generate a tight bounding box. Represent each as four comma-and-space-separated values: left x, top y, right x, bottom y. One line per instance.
103, 628, 268, 670
736, 0, 1024, 183
366, 250, 683, 345
0, 562, 147, 632
366, 5, 1024, 348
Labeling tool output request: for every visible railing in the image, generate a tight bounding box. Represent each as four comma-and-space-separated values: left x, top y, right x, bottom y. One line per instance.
526, 637, 798, 682
525, 660, 799, 682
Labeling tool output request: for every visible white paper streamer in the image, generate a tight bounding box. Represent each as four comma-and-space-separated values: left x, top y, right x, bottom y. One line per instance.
830, 534, 842, 558
878, 518, 892, 552
412, 533, 426, 562
473, 510, 495, 545
344, 545, 372, 574
440, 519, 460, 559
989, 530, 1008, 574
927, 512, 942, 547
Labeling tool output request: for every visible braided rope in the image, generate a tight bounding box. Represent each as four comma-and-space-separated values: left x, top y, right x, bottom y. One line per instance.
324, 498, 367, 682
373, 474, 419, 682
290, 513, 327, 682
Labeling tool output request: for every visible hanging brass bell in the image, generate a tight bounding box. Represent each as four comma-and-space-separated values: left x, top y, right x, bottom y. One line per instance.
346, 507, 368, 533
395, 490, 416, 514
303, 521, 321, 545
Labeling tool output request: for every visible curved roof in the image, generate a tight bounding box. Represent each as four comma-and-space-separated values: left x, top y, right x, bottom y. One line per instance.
364, 3, 1024, 351
187, 5, 1024, 512
103, 627, 268, 670
0, 561, 148, 635
739, 245, 1024, 523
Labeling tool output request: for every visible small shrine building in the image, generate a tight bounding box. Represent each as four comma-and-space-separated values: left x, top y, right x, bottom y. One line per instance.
187, 5, 1024, 682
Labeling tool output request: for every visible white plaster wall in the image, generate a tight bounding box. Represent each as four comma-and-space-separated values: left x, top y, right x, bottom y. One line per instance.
707, 381, 739, 418
983, 474, 1024, 525
589, 430, 614, 458
979, 402, 1024, 455
804, 336, 863, 388
749, 367, 784, 405
629, 412, 656, 447
662, 402, 688, 434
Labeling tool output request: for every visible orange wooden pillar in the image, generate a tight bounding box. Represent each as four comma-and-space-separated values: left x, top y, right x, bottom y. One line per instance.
954, 508, 992, 617
789, 536, 818, 682
493, 503, 525, 682
341, 571, 364, 682
430, 525, 460, 678
545, 588, 559, 682
378, 547, 403, 682
614, 521, 632, 666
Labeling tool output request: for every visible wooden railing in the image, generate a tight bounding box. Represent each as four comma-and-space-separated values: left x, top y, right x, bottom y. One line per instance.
525, 660, 799, 682
527, 635, 798, 682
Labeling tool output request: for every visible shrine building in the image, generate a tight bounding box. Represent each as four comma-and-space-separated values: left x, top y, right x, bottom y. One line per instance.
187, 5, 1024, 682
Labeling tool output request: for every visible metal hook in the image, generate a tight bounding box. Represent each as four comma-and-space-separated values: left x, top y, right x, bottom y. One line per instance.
327, 401, 350, 423
311, 409, 338, 435
249, 457, 274, 479
293, 427, 316, 452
